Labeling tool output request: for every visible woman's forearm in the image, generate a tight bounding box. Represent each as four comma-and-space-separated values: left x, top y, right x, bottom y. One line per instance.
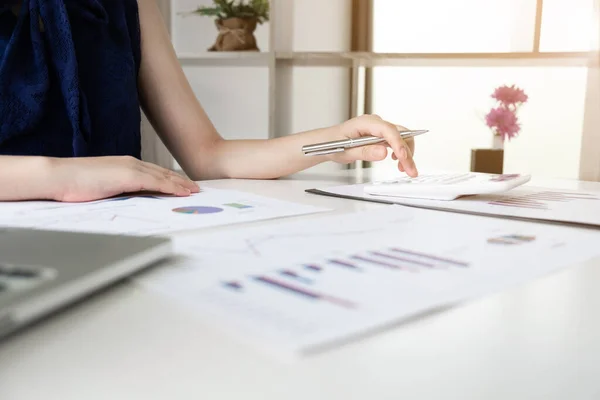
207, 127, 338, 180
0, 156, 58, 201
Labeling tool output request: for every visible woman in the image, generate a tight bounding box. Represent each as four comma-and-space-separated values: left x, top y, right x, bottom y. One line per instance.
0, 0, 418, 202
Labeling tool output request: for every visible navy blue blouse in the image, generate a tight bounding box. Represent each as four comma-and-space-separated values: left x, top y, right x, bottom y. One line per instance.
0, 0, 142, 158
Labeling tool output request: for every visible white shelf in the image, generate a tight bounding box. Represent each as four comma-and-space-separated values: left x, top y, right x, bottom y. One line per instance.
177, 51, 595, 68
279, 51, 596, 67
177, 52, 272, 67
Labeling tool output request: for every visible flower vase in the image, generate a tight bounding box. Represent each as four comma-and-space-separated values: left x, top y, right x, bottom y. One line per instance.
492, 134, 504, 150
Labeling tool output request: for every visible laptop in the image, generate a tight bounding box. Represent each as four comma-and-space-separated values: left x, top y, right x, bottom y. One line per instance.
0, 228, 172, 340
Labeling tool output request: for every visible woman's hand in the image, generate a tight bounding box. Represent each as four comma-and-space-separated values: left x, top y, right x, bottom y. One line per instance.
50, 156, 200, 202
326, 114, 418, 177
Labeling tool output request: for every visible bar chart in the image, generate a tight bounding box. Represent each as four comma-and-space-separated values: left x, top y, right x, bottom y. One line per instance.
488, 190, 599, 210
217, 246, 471, 311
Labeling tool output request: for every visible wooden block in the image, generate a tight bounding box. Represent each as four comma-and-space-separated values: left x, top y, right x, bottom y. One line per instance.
470, 149, 504, 174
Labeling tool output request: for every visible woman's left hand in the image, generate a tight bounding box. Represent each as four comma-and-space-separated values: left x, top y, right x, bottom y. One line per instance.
326, 114, 418, 177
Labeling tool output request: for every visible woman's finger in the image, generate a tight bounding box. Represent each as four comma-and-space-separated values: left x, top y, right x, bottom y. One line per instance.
357, 117, 417, 177
348, 116, 417, 176
344, 144, 388, 162
167, 172, 201, 193
136, 170, 191, 197
383, 129, 417, 176
405, 138, 415, 156
140, 161, 199, 193
155, 167, 200, 193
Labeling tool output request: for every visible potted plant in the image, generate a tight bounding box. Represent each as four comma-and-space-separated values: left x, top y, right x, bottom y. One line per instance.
181, 0, 270, 52
471, 84, 528, 174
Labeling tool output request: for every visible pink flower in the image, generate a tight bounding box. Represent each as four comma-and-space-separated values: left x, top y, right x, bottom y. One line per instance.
485, 107, 520, 140
491, 84, 528, 106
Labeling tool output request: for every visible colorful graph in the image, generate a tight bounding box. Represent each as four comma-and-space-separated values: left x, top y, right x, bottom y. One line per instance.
304, 264, 323, 272
222, 281, 244, 291
279, 269, 314, 284
489, 191, 599, 210
390, 248, 469, 268
253, 276, 357, 309
224, 203, 253, 209
319, 248, 470, 272
218, 246, 470, 311
172, 206, 224, 214
328, 259, 362, 270
350, 255, 413, 271
488, 234, 536, 245
370, 251, 434, 268
489, 174, 522, 182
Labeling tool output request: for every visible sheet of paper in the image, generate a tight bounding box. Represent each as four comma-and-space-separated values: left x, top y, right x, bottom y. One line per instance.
135, 206, 600, 357
0, 188, 328, 236
307, 182, 600, 227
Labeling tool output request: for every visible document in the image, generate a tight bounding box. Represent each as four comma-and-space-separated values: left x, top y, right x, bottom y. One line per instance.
306, 182, 600, 228
0, 188, 328, 235
135, 206, 600, 357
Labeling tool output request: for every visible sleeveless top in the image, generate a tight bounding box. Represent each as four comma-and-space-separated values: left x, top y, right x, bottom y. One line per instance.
0, 0, 142, 158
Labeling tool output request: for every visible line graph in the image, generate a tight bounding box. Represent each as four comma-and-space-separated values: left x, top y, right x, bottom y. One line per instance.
34, 211, 174, 235
243, 224, 409, 257
178, 215, 415, 258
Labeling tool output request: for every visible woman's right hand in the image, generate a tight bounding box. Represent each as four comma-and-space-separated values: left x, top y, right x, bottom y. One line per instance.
50, 156, 200, 202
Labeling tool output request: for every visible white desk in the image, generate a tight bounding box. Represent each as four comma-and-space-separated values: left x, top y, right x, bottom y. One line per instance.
2, 170, 600, 400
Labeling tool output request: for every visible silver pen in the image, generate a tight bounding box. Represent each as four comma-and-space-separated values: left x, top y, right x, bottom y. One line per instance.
302, 129, 428, 156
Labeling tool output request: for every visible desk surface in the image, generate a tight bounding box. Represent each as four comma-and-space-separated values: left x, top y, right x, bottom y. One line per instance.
2, 169, 600, 400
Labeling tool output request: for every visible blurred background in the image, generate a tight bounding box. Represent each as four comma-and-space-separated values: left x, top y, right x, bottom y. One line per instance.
145, 0, 600, 181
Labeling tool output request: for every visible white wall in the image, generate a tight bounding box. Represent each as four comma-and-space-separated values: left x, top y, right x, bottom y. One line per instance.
286, 0, 352, 135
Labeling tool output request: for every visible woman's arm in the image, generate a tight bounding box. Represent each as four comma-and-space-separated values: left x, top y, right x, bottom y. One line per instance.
0, 156, 58, 201
136, 0, 417, 180
0, 155, 198, 202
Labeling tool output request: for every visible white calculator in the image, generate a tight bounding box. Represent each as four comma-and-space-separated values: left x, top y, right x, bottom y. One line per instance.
363, 172, 531, 201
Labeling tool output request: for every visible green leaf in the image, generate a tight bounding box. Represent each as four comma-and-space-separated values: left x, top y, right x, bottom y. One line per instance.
181, 0, 270, 23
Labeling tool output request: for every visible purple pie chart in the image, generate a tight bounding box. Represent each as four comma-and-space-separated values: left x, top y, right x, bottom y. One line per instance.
172, 206, 224, 215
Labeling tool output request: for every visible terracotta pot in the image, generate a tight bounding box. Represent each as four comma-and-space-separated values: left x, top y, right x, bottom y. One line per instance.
208, 17, 260, 52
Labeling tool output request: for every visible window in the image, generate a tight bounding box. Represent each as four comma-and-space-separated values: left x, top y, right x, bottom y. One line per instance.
369, 0, 599, 179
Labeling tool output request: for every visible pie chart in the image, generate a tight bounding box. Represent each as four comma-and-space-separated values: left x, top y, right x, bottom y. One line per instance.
172, 206, 224, 215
